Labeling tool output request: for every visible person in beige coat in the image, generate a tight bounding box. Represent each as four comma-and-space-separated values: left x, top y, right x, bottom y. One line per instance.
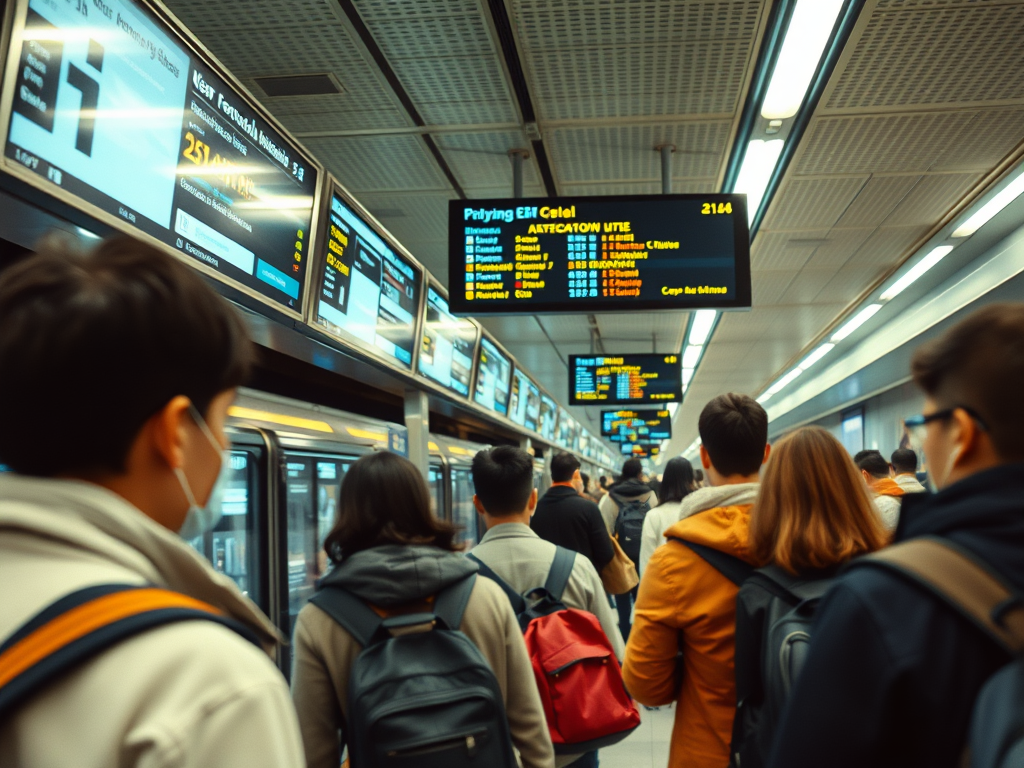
290, 451, 555, 768
0, 238, 304, 767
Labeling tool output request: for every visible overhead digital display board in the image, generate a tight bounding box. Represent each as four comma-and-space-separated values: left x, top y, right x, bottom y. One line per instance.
539, 394, 558, 441
601, 409, 672, 440
570, 354, 682, 405
418, 282, 478, 397
508, 367, 541, 432
448, 194, 749, 316
314, 190, 422, 369
1, 0, 320, 316
473, 332, 512, 417
621, 442, 660, 458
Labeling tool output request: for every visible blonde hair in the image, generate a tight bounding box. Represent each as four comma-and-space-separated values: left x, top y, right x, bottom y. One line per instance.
750, 426, 887, 574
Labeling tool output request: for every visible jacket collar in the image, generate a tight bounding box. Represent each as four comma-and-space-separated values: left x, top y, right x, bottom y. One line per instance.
678, 482, 759, 518
0, 474, 283, 647
899, 463, 1024, 540
872, 477, 905, 498
611, 479, 651, 498
542, 485, 580, 500
479, 522, 538, 543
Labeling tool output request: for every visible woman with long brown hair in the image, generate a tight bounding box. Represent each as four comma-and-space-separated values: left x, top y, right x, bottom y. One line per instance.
731, 426, 887, 768
289, 451, 554, 768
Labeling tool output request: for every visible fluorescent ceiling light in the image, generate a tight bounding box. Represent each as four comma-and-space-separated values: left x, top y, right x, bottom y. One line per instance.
798, 343, 835, 371
879, 246, 955, 301
831, 304, 883, 342
686, 437, 702, 454
757, 391, 774, 404
688, 310, 717, 346
767, 367, 802, 395
735, 140, 785, 224
682, 345, 702, 369
952, 171, 1024, 237
761, 0, 846, 120
682, 367, 696, 388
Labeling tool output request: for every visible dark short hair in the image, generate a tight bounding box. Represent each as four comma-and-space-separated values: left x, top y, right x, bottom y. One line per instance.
694, 468, 704, 482
0, 236, 253, 476
856, 452, 890, 479
853, 449, 882, 464
912, 304, 1024, 461
658, 457, 695, 505
472, 446, 535, 516
621, 458, 643, 479
551, 452, 580, 483
324, 452, 459, 562
698, 393, 768, 476
891, 448, 918, 474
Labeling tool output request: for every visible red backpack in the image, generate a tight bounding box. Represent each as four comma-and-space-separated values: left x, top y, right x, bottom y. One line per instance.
469, 547, 641, 753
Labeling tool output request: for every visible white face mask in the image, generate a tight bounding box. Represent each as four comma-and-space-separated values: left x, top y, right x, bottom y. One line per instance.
174, 404, 228, 540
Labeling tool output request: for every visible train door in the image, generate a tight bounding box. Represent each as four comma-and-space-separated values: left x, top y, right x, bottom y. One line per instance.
450, 465, 482, 548
186, 429, 269, 613
429, 462, 447, 520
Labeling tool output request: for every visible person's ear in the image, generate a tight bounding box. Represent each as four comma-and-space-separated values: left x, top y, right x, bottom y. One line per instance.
861, 469, 872, 484
699, 444, 711, 470
473, 494, 487, 515
762, 443, 771, 465
149, 395, 192, 471
528, 488, 538, 514
950, 408, 980, 466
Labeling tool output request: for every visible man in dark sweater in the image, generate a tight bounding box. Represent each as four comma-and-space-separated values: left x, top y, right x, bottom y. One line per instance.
767, 303, 1024, 768
531, 452, 614, 575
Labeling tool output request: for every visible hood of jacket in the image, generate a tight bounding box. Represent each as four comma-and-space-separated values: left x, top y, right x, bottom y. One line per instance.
319, 544, 478, 607
0, 474, 282, 647
677, 482, 759, 520
610, 479, 653, 499
663, 484, 757, 563
900, 462, 1024, 590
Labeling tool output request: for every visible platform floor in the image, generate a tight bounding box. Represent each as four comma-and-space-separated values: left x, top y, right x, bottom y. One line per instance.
598, 704, 673, 768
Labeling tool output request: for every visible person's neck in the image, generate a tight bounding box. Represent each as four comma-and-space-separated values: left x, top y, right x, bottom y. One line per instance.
708, 473, 759, 487
550, 481, 576, 489
895, 472, 916, 478
484, 510, 532, 529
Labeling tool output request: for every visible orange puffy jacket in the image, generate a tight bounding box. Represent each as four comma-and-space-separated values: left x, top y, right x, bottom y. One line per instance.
622, 503, 757, 768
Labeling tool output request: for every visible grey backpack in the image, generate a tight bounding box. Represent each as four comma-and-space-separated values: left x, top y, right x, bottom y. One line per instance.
310, 574, 518, 768
612, 492, 651, 566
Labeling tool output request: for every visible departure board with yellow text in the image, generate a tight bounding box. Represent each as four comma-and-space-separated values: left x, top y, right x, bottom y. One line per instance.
449, 194, 750, 315
569, 354, 682, 405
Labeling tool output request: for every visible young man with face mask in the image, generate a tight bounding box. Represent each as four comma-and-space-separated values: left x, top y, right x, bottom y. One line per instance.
767, 303, 1024, 768
0, 237, 304, 767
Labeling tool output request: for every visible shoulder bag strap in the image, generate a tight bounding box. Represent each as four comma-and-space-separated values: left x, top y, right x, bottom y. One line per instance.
671, 538, 755, 586
433, 574, 478, 631
310, 586, 385, 647
0, 583, 259, 721
543, 547, 577, 601
857, 536, 1024, 654
467, 554, 526, 614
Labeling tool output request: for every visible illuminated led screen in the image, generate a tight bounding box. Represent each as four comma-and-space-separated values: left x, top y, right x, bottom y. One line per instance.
569, 354, 682, 406
315, 191, 421, 368
418, 283, 477, 397
2, 0, 319, 313
539, 394, 558, 441
449, 194, 750, 315
473, 334, 512, 416
601, 409, 672, 440
508, 368, 541, 431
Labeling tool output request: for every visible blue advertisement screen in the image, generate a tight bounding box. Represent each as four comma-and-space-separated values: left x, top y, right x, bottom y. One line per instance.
418, 284, 477, 397
473, 335, 512, 416
508, 368, 541, 431
315, 192, 421, 368
3, 0, 319, 312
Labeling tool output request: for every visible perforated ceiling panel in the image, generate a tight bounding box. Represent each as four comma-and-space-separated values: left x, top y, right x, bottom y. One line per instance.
435, 132, 542, 191
511, 0, 765, 120
305, 135, 450, 191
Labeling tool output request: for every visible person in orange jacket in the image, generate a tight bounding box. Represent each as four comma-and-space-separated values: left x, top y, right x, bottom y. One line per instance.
622, 393, 769, 768
854, 450, 905, 532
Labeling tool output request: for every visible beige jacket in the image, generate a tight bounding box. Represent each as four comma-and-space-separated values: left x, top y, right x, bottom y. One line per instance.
471, 523, 624, 767
0, 474, 304, 768
290, 544, 555, 768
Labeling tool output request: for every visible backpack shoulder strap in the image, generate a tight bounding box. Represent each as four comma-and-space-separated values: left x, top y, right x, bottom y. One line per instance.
0, 583, 259, 721
856, 536, 1024, 654
543, 547, 577, 601
467, 554, 526, 614
671, 538, 754, 586
433, 574, 478, 631
310, 586, 385, 647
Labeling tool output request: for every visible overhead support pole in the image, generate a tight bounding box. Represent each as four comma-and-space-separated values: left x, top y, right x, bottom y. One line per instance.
509, 149, 530, 198
656, 144, 675, 195
404, 389, 430, 481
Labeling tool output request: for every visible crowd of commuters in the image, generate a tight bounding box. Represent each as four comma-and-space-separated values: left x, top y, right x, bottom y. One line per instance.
1, 236, 1022, 768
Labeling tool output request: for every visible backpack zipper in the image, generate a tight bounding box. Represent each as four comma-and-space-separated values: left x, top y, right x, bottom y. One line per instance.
386, 730, 485, 758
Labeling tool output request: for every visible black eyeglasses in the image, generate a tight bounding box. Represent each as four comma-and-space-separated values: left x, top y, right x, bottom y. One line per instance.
904, 406, 989, 432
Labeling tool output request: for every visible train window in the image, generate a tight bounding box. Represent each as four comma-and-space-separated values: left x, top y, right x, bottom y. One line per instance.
187, 449, 262, 606
451, 467, 481, 549
429, 464, 445, 518
283, 452, 355, 638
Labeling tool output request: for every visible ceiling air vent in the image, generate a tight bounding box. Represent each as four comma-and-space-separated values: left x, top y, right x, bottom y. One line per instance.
253, 74, 343, 98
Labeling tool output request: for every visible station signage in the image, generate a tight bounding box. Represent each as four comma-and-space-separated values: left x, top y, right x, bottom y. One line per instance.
570, 354, 683, 406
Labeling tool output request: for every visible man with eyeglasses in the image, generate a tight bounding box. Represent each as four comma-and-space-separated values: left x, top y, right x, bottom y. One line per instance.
767, 303, 1024, 768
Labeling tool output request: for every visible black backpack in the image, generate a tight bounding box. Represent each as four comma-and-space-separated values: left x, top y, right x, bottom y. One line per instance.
728, 567, 833, 768
612, 491, 652, 566
310, 574, 519, 768
852, 536, 1024, 768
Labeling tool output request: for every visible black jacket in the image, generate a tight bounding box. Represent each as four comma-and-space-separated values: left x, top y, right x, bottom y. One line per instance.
767, 463, 1024, 768
531, 485, 614, 572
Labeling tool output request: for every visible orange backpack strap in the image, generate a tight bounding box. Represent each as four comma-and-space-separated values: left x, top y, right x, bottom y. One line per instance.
0, 583, 260, 720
